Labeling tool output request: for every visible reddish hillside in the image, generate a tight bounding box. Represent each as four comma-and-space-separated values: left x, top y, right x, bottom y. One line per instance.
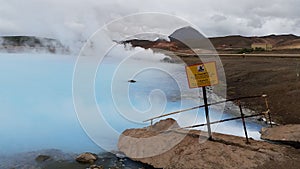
210, 34, 300, 50
274, 38, 300, 50
209, 35, 253, 49
121, 26, 300, 52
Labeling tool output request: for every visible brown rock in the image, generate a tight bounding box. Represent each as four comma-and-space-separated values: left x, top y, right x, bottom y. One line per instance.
261, 124, 300, 148
76, 152, 98, 164
148, 118, 180, 132
89, 164, 104, 169
35, 155, 51, 162
118, 119, 300, 169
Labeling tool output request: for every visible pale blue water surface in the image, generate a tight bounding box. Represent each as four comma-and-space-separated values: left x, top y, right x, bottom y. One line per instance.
0, 52, 262, 155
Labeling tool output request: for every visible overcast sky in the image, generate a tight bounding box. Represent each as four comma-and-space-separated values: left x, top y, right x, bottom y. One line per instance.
0, 0, 299, 42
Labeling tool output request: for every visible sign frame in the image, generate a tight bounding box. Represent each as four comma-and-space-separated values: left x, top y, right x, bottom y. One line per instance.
185, 61, 219, 88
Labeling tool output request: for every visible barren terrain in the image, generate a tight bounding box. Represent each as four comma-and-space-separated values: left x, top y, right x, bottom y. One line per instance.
219, 56, 300, 124
119, 119, 300, 169
179, 55, 300, 124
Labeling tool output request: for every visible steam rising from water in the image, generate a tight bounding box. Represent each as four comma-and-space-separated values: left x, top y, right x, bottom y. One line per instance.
0, 13, 262, 157
0, 46, 261, 156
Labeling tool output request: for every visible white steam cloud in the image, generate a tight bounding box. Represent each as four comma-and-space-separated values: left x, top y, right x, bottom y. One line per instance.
1, 0, 300, 53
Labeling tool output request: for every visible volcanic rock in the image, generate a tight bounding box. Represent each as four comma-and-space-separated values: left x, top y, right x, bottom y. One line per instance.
261, 124, 300, 148
118, 119, 300, 169
76, 152, 98, 164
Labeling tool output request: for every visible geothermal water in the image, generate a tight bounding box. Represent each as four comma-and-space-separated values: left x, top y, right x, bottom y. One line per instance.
0, 50, 261, 155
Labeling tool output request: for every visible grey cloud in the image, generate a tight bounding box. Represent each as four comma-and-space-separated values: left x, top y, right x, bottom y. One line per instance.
211, 15, 227, 22
0, 0, 299, 44
246, 17, 264, 29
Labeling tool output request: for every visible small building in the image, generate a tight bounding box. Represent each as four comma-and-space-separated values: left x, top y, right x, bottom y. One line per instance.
251, 43, 272, 51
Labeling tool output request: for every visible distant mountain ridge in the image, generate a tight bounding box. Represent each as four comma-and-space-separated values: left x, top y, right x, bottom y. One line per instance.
169, 26, 212, 49
2, 28, 300, 54
210, 34, 300, 50
122, 26, 300, 52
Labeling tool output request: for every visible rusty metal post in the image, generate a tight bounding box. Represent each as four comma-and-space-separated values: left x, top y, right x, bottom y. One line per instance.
202, 86, 213, 140
237, 100, 250, 144
262, 94, 273, 127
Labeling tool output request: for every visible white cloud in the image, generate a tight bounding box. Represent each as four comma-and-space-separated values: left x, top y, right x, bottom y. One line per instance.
0, 0, 299, 44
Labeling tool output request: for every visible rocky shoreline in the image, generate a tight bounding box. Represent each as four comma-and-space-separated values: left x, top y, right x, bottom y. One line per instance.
1, 122, 299, 169
118, 119, 300, 169
0, 149, 155, 169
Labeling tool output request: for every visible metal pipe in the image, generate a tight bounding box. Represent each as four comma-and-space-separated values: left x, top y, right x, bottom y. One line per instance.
238, 100, 250, 144
143, 94, 265, 122
182, 113, 263, 129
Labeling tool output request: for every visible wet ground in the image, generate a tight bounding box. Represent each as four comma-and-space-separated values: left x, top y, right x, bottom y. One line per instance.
0, 149, 156, 169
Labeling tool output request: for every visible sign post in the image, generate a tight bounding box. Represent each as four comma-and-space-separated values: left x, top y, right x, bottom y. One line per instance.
185, 62, 219, 140
202, 86, 212, 140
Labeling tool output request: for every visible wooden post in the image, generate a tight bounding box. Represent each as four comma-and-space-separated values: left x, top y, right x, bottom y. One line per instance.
262, 95, 273, 127
202, 86, 212, 140
238, 100, 250, 144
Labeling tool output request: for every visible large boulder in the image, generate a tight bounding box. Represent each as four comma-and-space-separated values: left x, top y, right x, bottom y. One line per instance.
149, 118, 180, 131
118, 119, 300, 169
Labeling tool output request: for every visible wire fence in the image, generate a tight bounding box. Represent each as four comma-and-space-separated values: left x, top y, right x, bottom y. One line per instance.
143, 94, 273, 144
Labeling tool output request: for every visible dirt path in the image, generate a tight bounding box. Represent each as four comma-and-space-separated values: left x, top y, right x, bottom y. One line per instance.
219, 56, 300, 124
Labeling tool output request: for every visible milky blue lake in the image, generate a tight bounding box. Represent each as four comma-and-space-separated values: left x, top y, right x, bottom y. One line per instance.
0, 51, 262, 155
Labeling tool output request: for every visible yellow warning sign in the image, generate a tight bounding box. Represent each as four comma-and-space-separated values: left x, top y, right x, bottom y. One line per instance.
185, 62, 219, 88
